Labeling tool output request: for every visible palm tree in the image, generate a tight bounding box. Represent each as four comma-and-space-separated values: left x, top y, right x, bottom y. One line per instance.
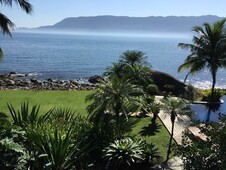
104, 61, 125, 80
86, 78, 143, 128
120, 50, 150, 67
0, 0, 33, 57
178, 19, 226, 102
161, 97, 186, 162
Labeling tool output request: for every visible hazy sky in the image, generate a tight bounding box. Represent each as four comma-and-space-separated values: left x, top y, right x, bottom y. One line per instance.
2, 0, 226, 28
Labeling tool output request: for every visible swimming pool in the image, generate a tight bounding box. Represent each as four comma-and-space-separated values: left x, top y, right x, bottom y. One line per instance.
190, 96, 226, 122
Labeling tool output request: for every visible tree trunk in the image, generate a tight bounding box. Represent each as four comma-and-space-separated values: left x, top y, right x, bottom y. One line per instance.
166, 111, 176, 162
184, 72, 190, 83
210, 71, 216, 102
151, 112, 158, 124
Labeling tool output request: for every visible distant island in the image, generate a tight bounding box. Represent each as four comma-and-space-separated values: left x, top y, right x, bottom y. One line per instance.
18, 15, 224, 34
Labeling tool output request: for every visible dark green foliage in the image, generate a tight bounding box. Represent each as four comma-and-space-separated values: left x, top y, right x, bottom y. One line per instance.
142, 142, 163, 165
202, 89, 223, 102
0, 127, 31, 170
8, 102, 41, 128
147, 84, 159, 95
3, 102, 95, 169
176, 133, 223, 170
103, 138, 145, 170
176, 117, 226, 170
34, 127, 92, 170
103, 137, 161, 170
84, 114, 141, 168
86, 78, 143, 128
120, 50, 151, 68
104, 50, 154, 93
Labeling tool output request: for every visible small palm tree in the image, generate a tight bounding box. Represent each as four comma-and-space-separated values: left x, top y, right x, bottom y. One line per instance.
161, 97, 186, 162
104, 61, 125, 80
150, 102, 161, 124
0, 0, 33, 57
86, 78, 143, 128
120, 50, 150, 67
178, 19, 226, 102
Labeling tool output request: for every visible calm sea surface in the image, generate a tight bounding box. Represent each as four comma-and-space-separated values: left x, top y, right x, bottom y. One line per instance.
0, 32, 226, 89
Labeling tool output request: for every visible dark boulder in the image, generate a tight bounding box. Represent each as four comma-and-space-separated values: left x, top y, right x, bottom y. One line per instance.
88, 75, 104, 84
149, 70, 195, 98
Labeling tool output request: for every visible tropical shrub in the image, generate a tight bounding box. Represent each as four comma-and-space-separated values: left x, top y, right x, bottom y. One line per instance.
176, 117, 226, 169
7, 102, 44, 128
33, 126, 93, 170
141, 142, 162, 166
146, 84, 159, 95
175, 133, 223, 170
5, 103, 95, 169
0, 124, 32, 170
103, 138, 145, 170
202, 89, 223, 102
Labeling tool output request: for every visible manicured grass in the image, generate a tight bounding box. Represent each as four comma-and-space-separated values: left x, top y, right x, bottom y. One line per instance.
0, 90, 170, 159
0, 90, 93, 116
131, 117, 170, 160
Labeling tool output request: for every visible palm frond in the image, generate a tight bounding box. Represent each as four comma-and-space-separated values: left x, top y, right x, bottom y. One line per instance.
0, 0, 33, 13
0, 12, 15, 36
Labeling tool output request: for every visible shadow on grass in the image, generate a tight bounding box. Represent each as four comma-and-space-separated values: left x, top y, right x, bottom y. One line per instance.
139, 121, 162, 136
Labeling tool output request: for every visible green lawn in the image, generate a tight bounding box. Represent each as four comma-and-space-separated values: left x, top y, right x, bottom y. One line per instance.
0, 90, 170, 159
0, 90, 92, 115
131, 117, 170, 160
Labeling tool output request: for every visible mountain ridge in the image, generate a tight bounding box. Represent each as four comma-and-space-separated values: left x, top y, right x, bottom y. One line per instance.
22, 15, 225, 34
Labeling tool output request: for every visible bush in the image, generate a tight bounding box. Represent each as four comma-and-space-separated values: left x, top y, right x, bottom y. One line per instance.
147, 84, 159, 95
103, 138, 145, 170
202, 89, 223, 102
103, 137, 162, 170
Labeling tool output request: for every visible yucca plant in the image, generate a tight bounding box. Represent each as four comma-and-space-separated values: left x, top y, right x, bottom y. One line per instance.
103, 138, 145, 170
35, 126, 92, 170
8, 102, 41, 128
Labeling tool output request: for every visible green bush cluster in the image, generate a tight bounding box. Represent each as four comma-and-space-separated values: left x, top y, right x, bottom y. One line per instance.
103, 137, 162, 170
0, 102, 161, 170
202, 89, 223, 102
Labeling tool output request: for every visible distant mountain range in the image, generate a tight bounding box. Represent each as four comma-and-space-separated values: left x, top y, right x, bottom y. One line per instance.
20, 15, 224, 34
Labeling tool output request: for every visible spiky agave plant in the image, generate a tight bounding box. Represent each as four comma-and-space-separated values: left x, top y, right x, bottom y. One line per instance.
103, 138, 145, 170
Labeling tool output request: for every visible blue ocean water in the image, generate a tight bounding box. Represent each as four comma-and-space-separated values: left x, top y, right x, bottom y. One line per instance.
0, 32, 226, 89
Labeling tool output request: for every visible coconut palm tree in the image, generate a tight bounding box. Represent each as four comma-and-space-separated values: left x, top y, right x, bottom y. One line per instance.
161, 97, 186, 162
0, 0, 33, 57
86, 78, 143, 128
178, 19, 226, 102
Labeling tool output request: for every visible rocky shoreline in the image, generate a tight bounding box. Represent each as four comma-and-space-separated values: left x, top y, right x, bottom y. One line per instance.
0, 72, 96, 90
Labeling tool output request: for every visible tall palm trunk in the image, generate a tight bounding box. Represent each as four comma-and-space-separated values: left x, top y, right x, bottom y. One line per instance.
166, 110, 176, 162
210, 70, 216, 102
